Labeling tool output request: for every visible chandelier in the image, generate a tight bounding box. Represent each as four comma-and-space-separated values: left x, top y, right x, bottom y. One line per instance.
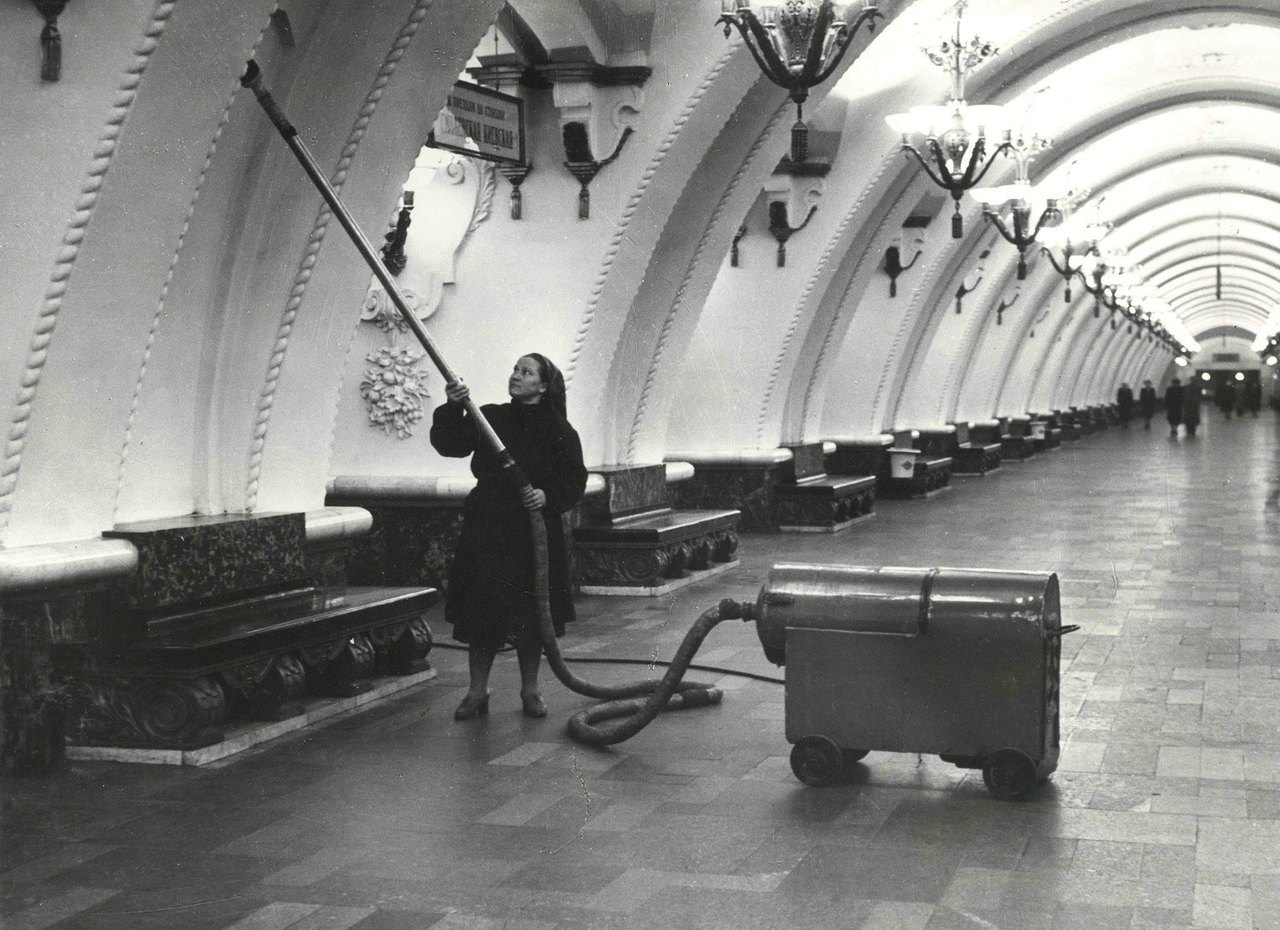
719, 1, 882, 163
886, 0, 1010, 238
1077, 247, 1134, 318
1041, 209, 1109, 303
970, 125, 1058, 279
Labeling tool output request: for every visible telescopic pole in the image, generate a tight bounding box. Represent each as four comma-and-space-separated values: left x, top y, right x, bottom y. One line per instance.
239, 61, 524, 486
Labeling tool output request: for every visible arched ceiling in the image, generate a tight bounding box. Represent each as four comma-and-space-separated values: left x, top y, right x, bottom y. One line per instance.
837, 0, 1280, 356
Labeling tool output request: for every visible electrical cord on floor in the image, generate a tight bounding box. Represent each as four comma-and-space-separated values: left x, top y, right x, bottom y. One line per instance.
429, 639, 785, 686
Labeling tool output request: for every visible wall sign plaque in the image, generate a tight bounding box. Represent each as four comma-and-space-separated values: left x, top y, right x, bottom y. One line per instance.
428, 82, 526, 167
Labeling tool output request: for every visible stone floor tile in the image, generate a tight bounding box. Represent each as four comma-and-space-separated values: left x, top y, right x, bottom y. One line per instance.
1193, 883, 1252, 929
287, 906, 381, 930
859, 900, 936, 929
475, 793, 566, 826
1198, 819, 1280, 876
0, 886, 118, 930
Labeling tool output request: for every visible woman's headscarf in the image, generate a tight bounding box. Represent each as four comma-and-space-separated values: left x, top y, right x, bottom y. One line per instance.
524, 352, 567, 417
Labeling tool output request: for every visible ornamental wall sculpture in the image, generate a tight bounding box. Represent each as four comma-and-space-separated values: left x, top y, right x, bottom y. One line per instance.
360, 346, 433, 439
357, 112, 496, 438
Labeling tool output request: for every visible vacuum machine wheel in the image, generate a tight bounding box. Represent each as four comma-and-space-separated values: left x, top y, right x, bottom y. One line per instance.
982, 748, 1038, 801
790, 735, 843, 787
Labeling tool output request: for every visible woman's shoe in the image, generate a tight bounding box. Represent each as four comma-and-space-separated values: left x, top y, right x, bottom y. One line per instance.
520, 692, 547, 719
453, 693, 490, 720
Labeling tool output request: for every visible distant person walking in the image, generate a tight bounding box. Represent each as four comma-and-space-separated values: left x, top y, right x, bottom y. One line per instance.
1183, 379, 1203, 438
1116, 382, 1134, 428
1245, 377, 1263, 417
1165, 377, 1184, 436
1138, 380, 1157, 430
1217, 380, 1236, 420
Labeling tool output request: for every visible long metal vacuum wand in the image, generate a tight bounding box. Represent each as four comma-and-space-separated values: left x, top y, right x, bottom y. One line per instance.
239, 61, 520, 480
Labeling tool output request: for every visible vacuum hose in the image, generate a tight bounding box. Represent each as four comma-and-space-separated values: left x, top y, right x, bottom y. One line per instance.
526, 506, 753, 745
240, 60, 746, 747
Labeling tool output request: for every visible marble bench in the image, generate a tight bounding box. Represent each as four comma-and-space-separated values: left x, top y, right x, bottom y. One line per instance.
1028, 414, 1060, 452
1070, 406, 1097, 436
918, 424, 1001, 476
1004, 415, 1038, 459
885, 430, 953, 498
1052, 409, 1082, 441
774, 443, 876, 532
575, 464, 740, 595
971, 418, 1032, 461
57, 513, 437, 752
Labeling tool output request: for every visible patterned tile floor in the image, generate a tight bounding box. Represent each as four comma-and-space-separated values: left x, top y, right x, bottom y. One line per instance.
5, 412, 1280, 929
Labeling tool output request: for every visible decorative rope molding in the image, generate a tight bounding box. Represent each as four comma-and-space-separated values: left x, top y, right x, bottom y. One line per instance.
753, 151, 895, 445
565, 39, 741, 382
624, 101, 788, 462
798, 155, 909, 436
0, 0, 177, 546
112, 20, 275, 524
244, 0, 434, 510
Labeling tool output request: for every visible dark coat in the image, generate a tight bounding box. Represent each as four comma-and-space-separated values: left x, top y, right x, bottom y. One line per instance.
1138, 385, 1157, 418
430, 400, 588, 651
1246, 379, 1263, 413
1117, 385, 1134, 418
1182, 384, 1202, 426
1165, 383, 1184, 426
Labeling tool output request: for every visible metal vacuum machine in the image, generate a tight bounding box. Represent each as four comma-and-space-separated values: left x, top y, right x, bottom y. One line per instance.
752, 564, 1076, 800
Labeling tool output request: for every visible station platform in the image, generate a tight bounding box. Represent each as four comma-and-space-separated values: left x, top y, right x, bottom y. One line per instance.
4, 414, 1280, 929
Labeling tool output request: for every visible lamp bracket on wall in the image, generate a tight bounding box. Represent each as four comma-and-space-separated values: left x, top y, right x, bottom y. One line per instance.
1028, 307, 1050, 339
32, 0, 67, 82
563, 125, 632, 218
768, 200, 817, 268
955, 267, 984, 315
884, 242, 923, 297
994, 290, 1019, 327
497, 162, 533, 220
550, 72, 645, 219
380, 191, 414, 276
731, 224, 748, 268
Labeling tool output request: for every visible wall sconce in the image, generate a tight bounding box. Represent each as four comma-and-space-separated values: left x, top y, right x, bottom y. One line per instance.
380, 191, 414, 276
883, 241, 922, 297
994, 291, 1018, 326
497, 163, 532, 220
32, 0, 68, 82
768, 200, 817, 267
954, 267, 983, 314
1028, 307, 1049, 339
563, 121, 632, 219
731, 224, 748, 267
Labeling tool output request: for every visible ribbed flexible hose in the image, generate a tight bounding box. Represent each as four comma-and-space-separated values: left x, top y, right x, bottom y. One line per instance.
527, 510, 752, 746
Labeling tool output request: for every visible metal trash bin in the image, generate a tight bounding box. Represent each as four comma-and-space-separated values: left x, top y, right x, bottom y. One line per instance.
752, 563, 1076, 800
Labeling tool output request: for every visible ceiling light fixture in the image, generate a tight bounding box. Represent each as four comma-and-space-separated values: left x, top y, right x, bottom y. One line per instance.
719, 1, 882, 163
